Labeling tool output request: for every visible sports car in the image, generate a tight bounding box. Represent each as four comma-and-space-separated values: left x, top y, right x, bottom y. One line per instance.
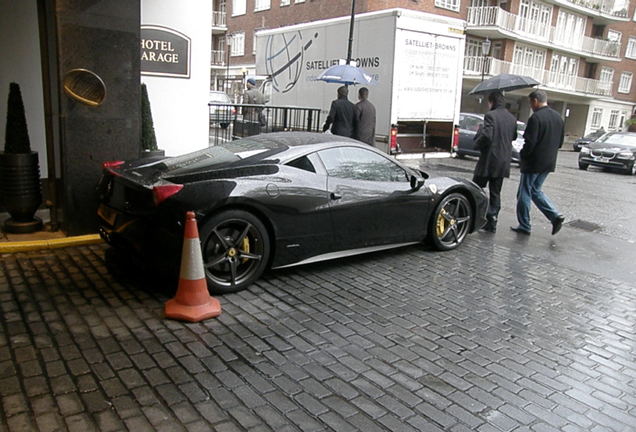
97, 132, 487, 293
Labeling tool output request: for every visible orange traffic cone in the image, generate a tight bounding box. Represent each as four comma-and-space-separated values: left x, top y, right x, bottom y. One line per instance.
165, 211, 221, 322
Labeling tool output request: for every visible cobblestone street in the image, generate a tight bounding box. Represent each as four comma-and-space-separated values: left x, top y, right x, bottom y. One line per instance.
1, 150, 635, 432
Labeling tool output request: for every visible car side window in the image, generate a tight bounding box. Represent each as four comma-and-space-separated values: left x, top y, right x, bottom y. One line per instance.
318, 147, 409, 182
286, 155, 316, 173
464, 116, 481, 132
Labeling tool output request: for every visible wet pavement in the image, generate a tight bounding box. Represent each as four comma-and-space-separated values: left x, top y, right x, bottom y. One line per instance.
1, 150, 635, 432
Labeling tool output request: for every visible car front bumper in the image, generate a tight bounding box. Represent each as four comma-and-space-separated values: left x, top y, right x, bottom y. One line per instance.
579, 155, 634, 170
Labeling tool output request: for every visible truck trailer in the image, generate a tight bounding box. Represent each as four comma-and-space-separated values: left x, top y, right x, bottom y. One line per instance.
255, 8, 466, 155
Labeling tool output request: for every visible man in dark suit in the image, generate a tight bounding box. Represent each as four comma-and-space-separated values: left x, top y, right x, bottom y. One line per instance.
511, 90, 565, 236
472, 91, 517, 233
323, 86, 356, 138
354, 87, 376, 146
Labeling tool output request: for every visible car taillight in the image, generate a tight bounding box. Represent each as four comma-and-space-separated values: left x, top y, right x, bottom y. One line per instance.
452, 126, 459, 152
103, 160, 124, 169
153, 184, 184, 205
390, 126, 398, 153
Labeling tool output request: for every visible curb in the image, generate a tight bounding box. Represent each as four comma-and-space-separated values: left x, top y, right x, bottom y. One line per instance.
0, 234, 103, 254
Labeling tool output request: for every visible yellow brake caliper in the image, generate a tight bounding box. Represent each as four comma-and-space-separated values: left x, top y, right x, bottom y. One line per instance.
241, 236, 250, 262
436, 209, 447, 237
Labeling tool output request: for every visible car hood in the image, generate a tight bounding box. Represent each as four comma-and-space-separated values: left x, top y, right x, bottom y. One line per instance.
588, 143, 636, 152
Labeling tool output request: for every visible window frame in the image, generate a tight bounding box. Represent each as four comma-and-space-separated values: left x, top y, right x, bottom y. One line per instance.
435, 0, 460, 13
626, 38, 636, 59
618, 72, 633, 93
231, 0, 246, 16
254, 0, 271, 12
608, 109, 620, 130
591, 107, 603, 128
230, 32, 245, 57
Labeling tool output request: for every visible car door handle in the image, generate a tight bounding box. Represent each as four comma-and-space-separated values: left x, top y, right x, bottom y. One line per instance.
330, 192, 342, 200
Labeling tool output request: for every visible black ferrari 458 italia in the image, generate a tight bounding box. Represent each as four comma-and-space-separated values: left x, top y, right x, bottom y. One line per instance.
97, 132, 487, 293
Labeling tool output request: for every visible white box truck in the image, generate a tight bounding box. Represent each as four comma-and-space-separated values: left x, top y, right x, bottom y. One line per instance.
255, 8, 466, 155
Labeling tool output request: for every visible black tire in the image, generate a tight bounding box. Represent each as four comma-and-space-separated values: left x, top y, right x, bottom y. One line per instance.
220, 122, 229, 129
199, 210, 270, 294
428, 193, 473, 251
455, 152, 465, 159
624, 162, 636, 175
578, 163, 588, 170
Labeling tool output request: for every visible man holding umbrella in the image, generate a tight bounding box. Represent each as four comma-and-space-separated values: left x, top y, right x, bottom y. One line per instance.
472, 91, 517, 233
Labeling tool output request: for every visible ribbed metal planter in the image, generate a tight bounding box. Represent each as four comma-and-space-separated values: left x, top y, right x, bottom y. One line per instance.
0, 151, 43, 233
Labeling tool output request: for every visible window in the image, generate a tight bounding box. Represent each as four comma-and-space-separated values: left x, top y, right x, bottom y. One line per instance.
435, 0, 460, 12
607, 30, 622, 43
281, 0, 290, 5
287, 156, 315, 173
318, 147, 409, 182
548, 53, 578, 90
619, 72, 633, 93
295, 0, 305, 3
511, 44, 546, 80
459, 115, 482, 132
232, 0, 246, 16
608, 110, 620, 130
599, 66, 614, 91
254, 0, 270, 11
230, 32, 245, 56
518, 0, 553, 40
626, 38, 636, 59
591, 107, 603, 128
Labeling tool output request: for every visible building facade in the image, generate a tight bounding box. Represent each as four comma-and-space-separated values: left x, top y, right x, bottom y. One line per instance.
215, 0, 635, 137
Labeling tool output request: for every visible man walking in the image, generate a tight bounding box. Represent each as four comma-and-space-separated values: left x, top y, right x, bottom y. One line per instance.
511, 90, 565, 236
354, 87, 376, 146
242, 78, 267, 126
323, 86, 356, 138
473, 91, 517, 233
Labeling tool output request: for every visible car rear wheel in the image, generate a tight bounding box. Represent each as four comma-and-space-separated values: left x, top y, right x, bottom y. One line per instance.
200, 210, 270, 294
429, 193, 472, 251
578, 162, 588, 170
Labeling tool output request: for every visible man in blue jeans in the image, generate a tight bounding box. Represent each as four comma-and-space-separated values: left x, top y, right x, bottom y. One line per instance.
511, 90, 565, 236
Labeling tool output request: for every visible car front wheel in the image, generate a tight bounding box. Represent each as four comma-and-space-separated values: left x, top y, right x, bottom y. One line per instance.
429, 193, 472, 251
578, 162, 588, 170
625, 162, 636, 175
200, 210, 270, 294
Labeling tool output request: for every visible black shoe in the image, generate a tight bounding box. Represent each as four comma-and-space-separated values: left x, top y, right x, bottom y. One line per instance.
510, 226, 531, 235
552, 216, 565, 235
481, 221, 496, 233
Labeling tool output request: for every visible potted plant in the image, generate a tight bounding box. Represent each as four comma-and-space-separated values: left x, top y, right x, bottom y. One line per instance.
141, 83, 164, 158
0, 83, 43, 233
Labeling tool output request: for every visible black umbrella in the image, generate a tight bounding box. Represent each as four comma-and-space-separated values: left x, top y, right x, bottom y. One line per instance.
469, 73, 540, 95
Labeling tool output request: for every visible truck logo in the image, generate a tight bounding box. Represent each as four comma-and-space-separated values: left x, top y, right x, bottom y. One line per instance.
265, 31, 317, 93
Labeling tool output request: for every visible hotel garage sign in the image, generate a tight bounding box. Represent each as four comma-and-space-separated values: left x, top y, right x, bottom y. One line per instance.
141, 25, 191, 78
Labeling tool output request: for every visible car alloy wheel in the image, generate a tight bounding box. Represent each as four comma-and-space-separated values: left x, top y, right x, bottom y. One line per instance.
200, 210, 270, 293
429, 193, 472, 251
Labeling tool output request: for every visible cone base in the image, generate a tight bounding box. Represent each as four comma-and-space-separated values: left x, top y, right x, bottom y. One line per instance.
164, 297, 222, 322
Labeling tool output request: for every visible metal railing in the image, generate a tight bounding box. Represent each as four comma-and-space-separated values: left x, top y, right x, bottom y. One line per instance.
464, 56, 614, 97
466, 6, 622, 59
561, 0, 629, 18
211, 50, 225, 66
208, 103, 322, 146
212, 11, 227, 28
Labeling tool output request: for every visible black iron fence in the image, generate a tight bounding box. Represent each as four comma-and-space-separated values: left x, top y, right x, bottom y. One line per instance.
208, 103, 322, 145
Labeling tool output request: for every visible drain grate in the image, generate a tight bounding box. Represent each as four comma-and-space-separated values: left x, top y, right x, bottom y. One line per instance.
566, 219, 601, 232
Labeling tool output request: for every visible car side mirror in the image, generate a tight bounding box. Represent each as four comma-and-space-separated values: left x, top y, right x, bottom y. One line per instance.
410, 174, 425, 191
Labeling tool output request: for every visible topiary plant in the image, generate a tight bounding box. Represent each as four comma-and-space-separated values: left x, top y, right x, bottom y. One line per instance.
4, 82, 31, 154
141, 83, 158, 152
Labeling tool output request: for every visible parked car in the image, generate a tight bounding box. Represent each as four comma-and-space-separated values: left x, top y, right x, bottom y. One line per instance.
573, 128, 606, 152
578, 131, 636, 175
97, 132, 487, 293
208, 91, 235, 129
456, 113, 523, 163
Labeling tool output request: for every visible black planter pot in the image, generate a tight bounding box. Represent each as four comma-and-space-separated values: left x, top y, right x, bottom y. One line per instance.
0, 151, 43, 233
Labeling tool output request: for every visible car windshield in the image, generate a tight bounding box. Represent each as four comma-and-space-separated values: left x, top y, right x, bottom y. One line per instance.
209, 92, 230, 103
585, 130, 605, 139
595, 133, 636, 147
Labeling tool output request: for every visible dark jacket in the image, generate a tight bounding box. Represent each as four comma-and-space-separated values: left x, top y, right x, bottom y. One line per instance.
323, 97, 356, 138
520, 105, 564, 173
354, 99, 376, 145
473, 105, 517, 179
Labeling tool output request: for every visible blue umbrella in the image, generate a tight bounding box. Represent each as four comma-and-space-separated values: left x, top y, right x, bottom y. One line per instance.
315, 64, 374, 85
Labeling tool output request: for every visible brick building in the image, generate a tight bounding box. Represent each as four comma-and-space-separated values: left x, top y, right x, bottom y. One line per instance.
211, 0, 635, 137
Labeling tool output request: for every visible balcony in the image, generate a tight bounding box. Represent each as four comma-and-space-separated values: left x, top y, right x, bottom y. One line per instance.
211, 50, 226, 67
551, 0, 630, 21
211, 11, 227, 33
467, 7, 622, 61
464, 56, 614, 97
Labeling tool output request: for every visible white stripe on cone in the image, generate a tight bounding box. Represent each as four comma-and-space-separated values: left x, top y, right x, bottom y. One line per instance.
180, 238, 205, 280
